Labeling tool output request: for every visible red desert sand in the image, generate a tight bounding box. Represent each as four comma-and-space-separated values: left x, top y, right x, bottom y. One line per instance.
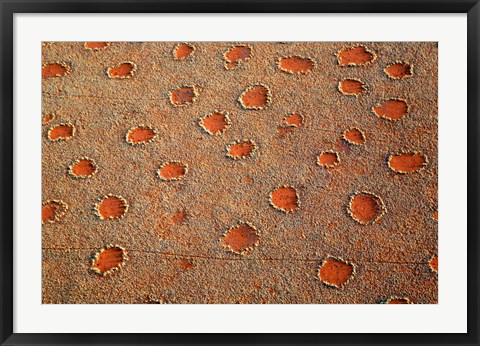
42, 42, 437, 304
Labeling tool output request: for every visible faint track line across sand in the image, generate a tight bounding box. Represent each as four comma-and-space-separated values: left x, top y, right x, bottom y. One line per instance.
42, 247, 427, 265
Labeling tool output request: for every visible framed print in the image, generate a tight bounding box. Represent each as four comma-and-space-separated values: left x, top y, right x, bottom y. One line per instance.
1, 0, 479, 345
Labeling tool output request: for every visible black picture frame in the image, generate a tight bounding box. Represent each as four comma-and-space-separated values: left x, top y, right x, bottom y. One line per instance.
1, 1, 478, 345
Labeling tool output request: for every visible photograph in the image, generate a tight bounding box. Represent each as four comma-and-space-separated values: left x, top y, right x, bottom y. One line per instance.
2, 0, 478, 343
41, 41, 438, 304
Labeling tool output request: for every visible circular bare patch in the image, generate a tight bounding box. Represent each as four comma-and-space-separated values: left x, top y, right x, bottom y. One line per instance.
42, 113, 55, 125
173, 43, 195, 60
317, 151, 340, 168
106, 61, 136, 79
42, 200, 68, 224
126, 126, 158, 145
284, 113, 303, 127
178, 259, 194, 270
169, 85, 198, 107
269, 186, 299, 213
171, 209, 187, 225
221, 222, 260, 255
226, 140, 257, 159
277, 56, 315, 74
347, 192, 386, 225
381, 296, 413, 304
388, 152, 427, 174
47, 123, 75, 142
238, 84, 271, 110
337, 46, 376, 66
318, 257, 355, 288
372, 99, 409, 121
338, 79, 367, 96
42, 62, 70, 78
199, 111, 231, 135
95, 194, 128, 220
68, 157, 97, 178
84, 42, 110, 51
384, 62, 413, 79
91, 245, 128, 276
343, 128, 366, 145
224, 45, 252, 69
157, 161, 188, 181
429, 255, 438, 273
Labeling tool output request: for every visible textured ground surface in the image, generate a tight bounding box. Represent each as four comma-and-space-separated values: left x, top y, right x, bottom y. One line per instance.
42, 42, 438, 304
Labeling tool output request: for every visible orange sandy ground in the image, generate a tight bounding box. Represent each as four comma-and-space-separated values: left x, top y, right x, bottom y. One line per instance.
42, 42, 437, 304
